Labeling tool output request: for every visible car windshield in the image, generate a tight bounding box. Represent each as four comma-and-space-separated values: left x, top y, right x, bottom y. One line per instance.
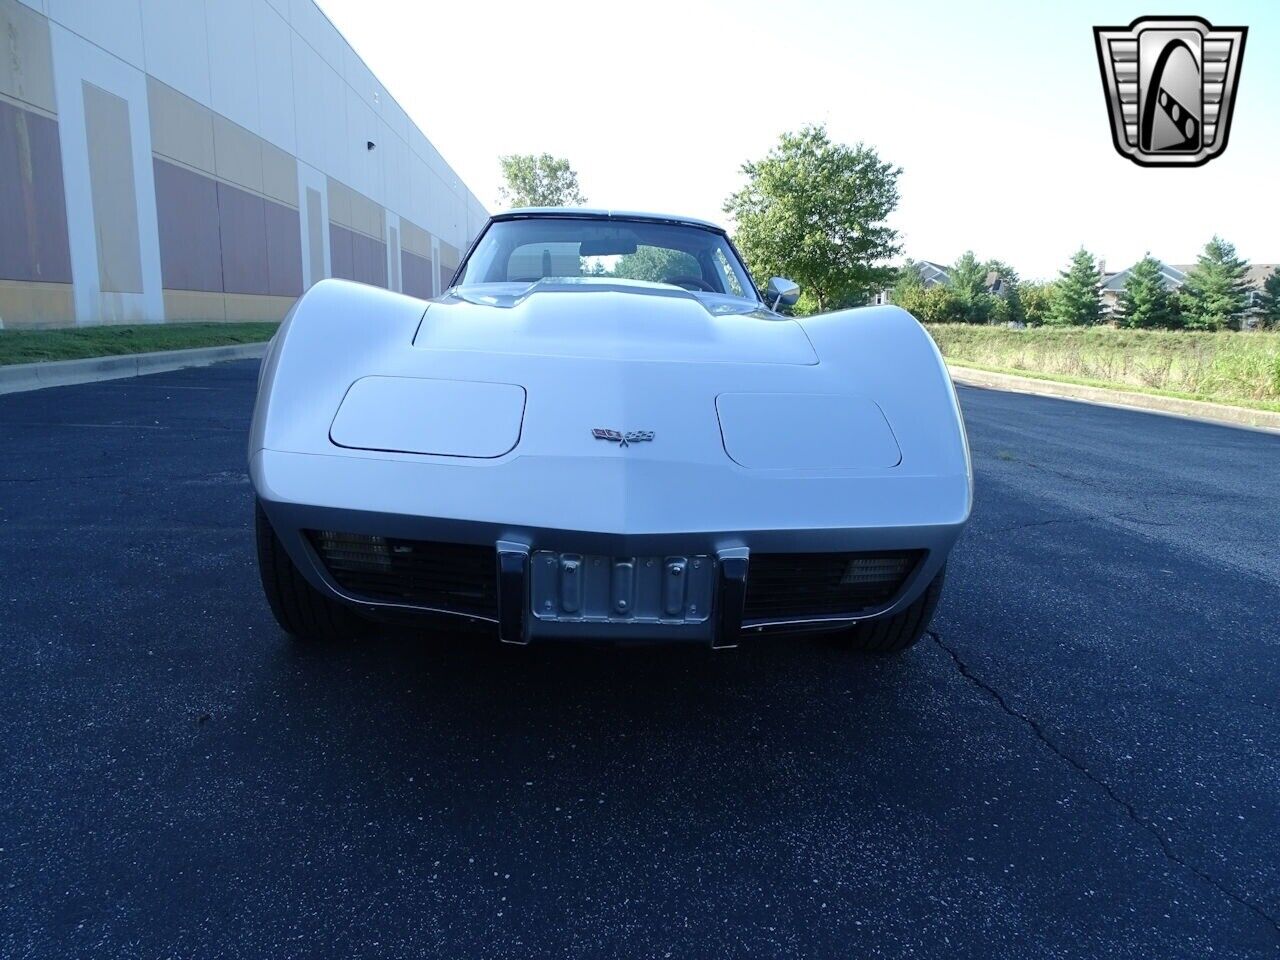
454, 217, 758, 301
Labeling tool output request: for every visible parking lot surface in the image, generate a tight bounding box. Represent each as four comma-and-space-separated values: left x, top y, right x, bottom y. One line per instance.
2, 361, 1277, 958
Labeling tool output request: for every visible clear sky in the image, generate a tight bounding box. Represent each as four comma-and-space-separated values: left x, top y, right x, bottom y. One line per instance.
316, 0, 1278, 280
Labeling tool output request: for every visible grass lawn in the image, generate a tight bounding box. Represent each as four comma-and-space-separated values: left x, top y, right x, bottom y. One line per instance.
925, 324, 1280, 412
0, 322, 279, 366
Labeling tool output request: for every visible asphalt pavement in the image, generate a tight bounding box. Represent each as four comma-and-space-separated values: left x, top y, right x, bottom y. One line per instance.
1, 360, 1277, 959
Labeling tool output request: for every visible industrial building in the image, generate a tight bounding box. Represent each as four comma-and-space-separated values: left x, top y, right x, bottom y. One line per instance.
0, 0, 487, 329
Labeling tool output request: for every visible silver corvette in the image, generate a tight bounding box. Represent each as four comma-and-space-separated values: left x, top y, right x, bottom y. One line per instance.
250, 208, 971, 652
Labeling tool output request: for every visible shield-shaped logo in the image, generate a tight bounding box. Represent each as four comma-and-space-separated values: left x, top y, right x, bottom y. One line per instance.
1094, 16, 1247, 167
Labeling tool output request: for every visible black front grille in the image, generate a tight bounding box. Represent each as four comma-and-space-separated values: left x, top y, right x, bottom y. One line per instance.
743, 551, 921, 622
308, 531, 498, 618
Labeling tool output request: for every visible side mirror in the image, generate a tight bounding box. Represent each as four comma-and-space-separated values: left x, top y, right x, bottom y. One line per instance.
766, 277, 800, 311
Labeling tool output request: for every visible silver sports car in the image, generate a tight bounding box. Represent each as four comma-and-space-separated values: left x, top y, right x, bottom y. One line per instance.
250, 208, 971, 652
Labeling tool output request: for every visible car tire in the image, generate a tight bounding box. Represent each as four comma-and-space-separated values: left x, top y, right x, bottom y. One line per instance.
841, 565, 945, 654
255, 499, 366, 641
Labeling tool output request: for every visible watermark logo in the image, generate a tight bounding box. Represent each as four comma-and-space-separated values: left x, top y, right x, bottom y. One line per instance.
1094, 16, 1246, 167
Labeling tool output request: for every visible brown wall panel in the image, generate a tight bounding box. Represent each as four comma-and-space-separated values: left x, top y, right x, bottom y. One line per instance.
0, 99, 72, 283
439, 264, 455, 293
217, 181, 269, 295
402, 250, 433, 299
329, 223, 354, 281
352, 232, 387, 288
153, 158, 223, 293
264, 200, 302, 297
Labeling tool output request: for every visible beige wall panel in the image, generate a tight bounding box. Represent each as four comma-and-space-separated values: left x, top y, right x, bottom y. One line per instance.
147, 77, 214, 174
0, 0, 57, 115
438, 241, 460, 270
212, 113, 263, 194
261, 140, 298, 207
224, 293, 295, 321
0, 279, 75, 329
163, 290, 227, 322
400, 219, 430, 258
82, 81, 144, 295
326, 178, 353, 230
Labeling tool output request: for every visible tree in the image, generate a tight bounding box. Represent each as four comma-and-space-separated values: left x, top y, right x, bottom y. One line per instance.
724, 125, 901, 313
891, 259, 927, 315
1179, 236, 1252, 330
611, 246, 698, 284
1047, 248, 1102, 326
1254, 267, 1280, 330
1020, 282, 1056, 326
497, 153, 585, 208
983, 258, 1024, 326
1115, 255, 1180, 328
948, 251, 991, 324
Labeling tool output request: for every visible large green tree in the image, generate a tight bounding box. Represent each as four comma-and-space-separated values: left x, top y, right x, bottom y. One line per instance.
1116, 255, 1181, 329
1047, 248, 1102, 326
724, 125, 901, 313
497, 153, 586, 208
1020, 281, 1056, 326
1179, 236, 1252, 330
1254, 267, 1280, 329
948, 251, 990, 323
891, 259, 927, 315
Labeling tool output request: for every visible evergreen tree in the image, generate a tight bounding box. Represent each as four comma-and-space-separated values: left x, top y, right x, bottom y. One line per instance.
1047, 248, 1102, 326
1251, 266, 1280, 330
1115, 255, 1180, 329
1179, 236, 1251, 330
949, 251, 991, 324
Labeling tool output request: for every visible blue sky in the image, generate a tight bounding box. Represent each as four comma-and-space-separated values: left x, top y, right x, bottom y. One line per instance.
318, 0, 1278, 279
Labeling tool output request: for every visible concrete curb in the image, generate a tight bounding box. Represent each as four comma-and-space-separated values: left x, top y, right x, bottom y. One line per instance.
0, 342, 269, 395
948, 364, 1280, 434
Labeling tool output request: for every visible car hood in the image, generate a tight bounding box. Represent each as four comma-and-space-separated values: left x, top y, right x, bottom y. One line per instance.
413, 281, 818, 366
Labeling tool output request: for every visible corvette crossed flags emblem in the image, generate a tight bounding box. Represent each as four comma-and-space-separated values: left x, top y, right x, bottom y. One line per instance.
592, 428, 655, 447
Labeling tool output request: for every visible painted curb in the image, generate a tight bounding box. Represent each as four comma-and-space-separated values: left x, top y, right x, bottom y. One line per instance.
0, 342, 269, 395
949, 364, 1280, 434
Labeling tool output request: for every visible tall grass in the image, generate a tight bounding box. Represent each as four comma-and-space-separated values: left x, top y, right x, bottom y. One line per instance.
925, 325, 1280, 409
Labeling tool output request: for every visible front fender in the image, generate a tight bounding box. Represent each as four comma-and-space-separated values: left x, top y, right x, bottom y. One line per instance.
796, 305, 972, 516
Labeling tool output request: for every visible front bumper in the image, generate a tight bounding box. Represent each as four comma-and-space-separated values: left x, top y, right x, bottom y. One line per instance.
252, 448, 968, 647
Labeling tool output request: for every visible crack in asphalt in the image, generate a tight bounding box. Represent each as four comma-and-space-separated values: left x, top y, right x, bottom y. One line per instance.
929, 629, 1280, 937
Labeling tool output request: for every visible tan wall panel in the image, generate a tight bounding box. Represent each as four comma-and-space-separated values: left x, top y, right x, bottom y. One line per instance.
163, 290, 227, 322
0, 0, 57, 115
147, 77, 214, 174
400, 219, 430, 258
261, 140, 298, 207
0, 279, 75, 329
352, 191, 384, 240
326, 178, 353, 230
212, 113, 263, 194
224, 293, 295, 321
438, 241, 460, 270
83, 81, 143, 295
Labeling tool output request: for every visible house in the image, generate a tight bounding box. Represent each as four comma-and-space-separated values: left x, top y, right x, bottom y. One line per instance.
1101, 259, 1279, 328
870, 260, 1005, 306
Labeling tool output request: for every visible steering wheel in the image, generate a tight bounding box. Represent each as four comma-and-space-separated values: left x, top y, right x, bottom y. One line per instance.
665, 275, 715, 292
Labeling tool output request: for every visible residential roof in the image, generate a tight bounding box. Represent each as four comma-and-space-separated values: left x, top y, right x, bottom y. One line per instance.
1169, 263, 1280, 288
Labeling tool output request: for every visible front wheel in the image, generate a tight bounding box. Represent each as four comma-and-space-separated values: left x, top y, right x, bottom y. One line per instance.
255, 500, 367, 641
840, 566, 946, 654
